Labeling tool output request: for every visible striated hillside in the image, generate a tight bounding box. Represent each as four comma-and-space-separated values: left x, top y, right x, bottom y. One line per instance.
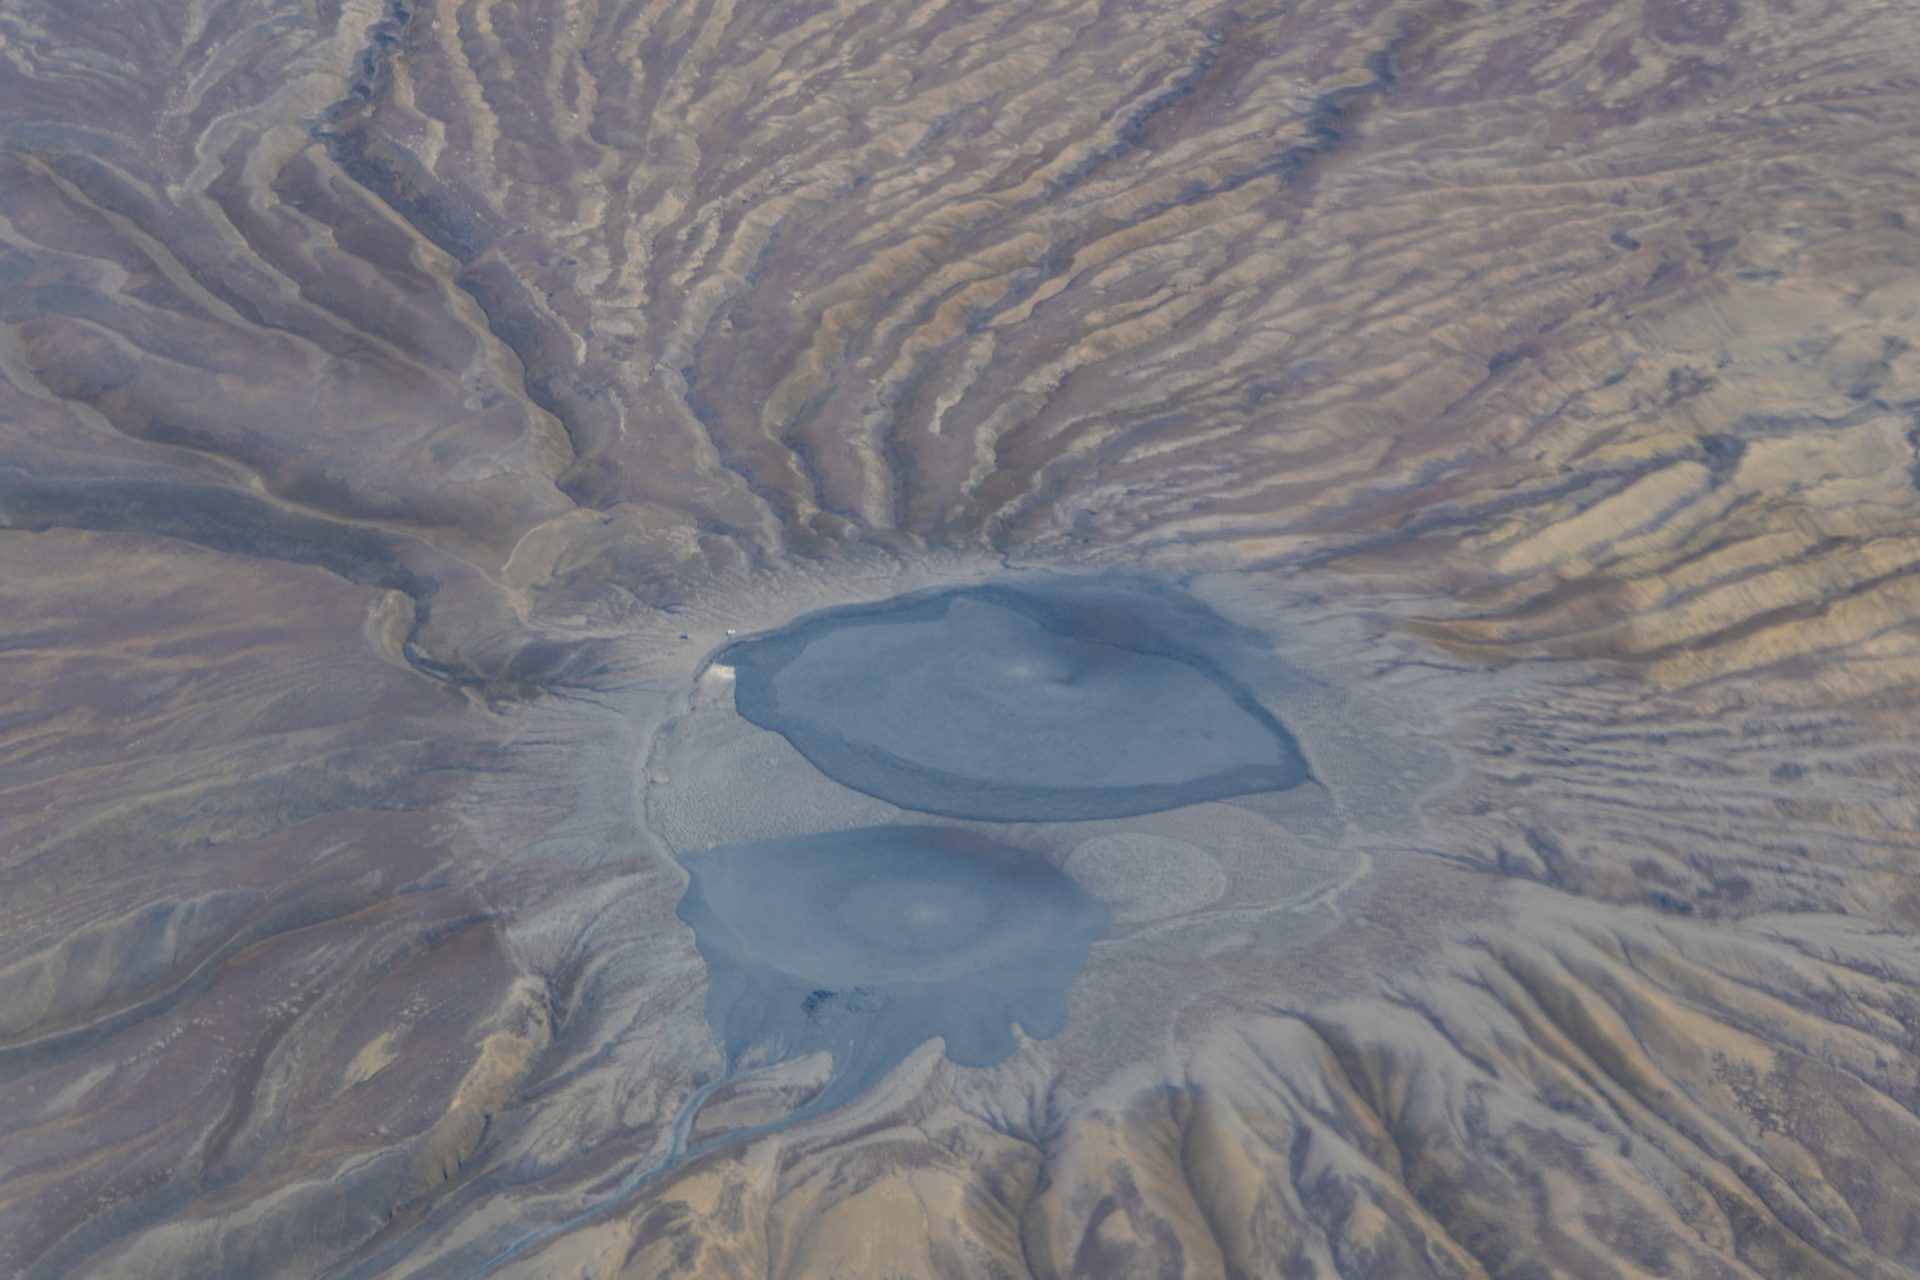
3, 0, 1919, 1276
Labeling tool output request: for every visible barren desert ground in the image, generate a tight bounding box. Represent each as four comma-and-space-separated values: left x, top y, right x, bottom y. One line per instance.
5, 0, 1920, 1276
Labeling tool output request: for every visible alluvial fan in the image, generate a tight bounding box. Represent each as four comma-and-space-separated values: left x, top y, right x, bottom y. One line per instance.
3, 0, 1920, 1276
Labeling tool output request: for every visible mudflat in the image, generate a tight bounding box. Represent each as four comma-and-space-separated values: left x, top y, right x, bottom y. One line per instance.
678, 825, 1108, 1115
726, 581, 1311, 820
4, 0, 1920, 1275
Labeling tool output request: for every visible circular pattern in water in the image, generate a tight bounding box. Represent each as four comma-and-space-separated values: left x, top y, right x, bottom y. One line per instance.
725, 581, 1310, 820
677, 825, 1107, 1111
1065, 832, 1229, 924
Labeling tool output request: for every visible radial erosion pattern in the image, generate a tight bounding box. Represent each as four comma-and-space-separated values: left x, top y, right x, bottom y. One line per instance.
4, 0, 1920, 1277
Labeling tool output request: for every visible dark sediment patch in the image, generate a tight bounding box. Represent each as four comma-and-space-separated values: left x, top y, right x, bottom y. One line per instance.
724, 580, 1311, 821
677, 825, 1107, 1116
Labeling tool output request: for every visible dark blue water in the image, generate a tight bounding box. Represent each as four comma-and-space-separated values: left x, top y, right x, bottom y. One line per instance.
725, 580, 1310, 821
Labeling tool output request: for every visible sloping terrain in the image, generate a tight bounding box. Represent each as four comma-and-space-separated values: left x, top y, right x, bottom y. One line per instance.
2, 0, 1919, 1276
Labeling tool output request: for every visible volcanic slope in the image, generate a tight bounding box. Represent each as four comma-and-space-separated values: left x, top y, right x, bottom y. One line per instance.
1, 0, 1919, 1277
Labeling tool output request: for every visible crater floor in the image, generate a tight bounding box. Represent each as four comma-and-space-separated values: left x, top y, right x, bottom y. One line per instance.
4, 0, 1920, 1275
726, 582, 1311, 820
678, 825, 1108, 1116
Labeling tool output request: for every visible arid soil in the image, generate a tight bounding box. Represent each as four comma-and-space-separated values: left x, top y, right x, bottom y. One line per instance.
4, 0, 1920, 1276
